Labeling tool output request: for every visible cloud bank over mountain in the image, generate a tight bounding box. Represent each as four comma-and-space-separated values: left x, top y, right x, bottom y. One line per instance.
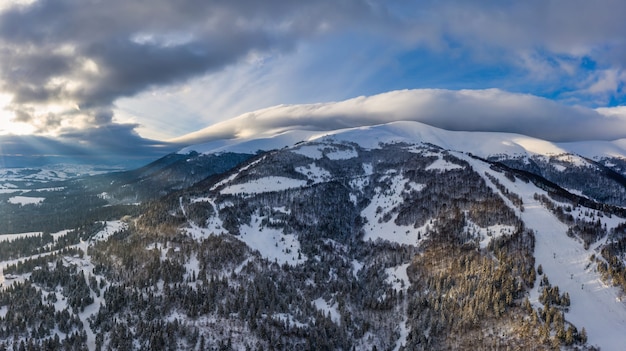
173, 89, 626, 145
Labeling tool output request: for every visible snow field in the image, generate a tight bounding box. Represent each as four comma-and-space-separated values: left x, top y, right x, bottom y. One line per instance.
90, 221, 127, 242
312, 297, 341, 325
361, 174, 429, 246
0, 231, 43, 242
220, 176, 307, 195
325, 147, 358, 160
237, 215, 306, 266
385, 263, 410, 293
291, 145, 324, 159
294, 163, 332, 183
425, 155, 464, 172
7, 195, 45, 205
271, 313, 308, 328
461, 219, 516, 249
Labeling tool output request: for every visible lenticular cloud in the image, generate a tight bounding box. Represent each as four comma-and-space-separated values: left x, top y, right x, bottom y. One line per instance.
171, 89, 626, 144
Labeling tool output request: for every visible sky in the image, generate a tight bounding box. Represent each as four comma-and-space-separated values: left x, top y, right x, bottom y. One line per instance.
1, 0, 626, 166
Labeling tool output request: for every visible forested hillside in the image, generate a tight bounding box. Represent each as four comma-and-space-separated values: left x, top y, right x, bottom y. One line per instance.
1, 123, 625, 350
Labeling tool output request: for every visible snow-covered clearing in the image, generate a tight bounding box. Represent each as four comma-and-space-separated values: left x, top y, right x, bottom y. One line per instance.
553, 154, 590, 168
312, 297, 341, 325
7, 195, 45, 205
325, 147, 358, 160
351, 259, 364, 279
385, 263, 410, 293
184, 254, 200, 282
236, 215, 305, 266
221, 176, 307, 195
0, 231, 42, 242
291, 145, 324, 159
462, 219, 516, 249
272, 313, 308, 328
90, 221, 127, 242
294, 163, 331, 183
425, 156, 464, 172
460, 152, 626, 351
361, 174, 429, 246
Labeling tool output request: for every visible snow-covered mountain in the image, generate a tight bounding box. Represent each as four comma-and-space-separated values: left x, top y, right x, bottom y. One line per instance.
181, 120, 626, 160
182, 121, 626, 208
2, 120, 626, 350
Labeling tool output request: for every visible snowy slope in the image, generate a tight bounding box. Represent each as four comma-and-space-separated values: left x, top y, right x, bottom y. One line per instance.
181, 120, 626, 161
460, 153, 626, 350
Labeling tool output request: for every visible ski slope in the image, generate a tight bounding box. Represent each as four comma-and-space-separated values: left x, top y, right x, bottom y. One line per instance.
463, 153, 626, 350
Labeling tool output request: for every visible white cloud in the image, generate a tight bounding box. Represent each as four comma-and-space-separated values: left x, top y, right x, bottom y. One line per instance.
171, 89, 626, 144
586, 69, 622, 94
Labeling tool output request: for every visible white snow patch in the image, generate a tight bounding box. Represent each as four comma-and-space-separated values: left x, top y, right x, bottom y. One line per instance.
462, 219, 517, 249
221, 176, 307, 195
291, 145, 323, 159
385, 263, 410, 293
349, 193, 358, 206
425, 156, 463, 172
50, 229, 71, 242
0, 188, 21, 194
295, 163, 332, 183
191, 196, 212, 203
235, 257, 253, 274
325, 147, 358, 160
210, 156, 266, 191
361, 174, 429, 246
406, 181, 425, 193
393, 316, 409, 351
273, 206, 291, 215
554, 154, 589, 167
184, 254, 200, 281
7, 195, 45, 205
362, 163, 374, 176
272, 313, 308, 328
313, 297, 341, 325
0, 231, 42, 242
237, 215, 305, 266
351, 260, 364, 279
90, 221, 127, 242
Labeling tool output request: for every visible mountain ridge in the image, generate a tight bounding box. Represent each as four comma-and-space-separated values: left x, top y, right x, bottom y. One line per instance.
180, 120, 626, 162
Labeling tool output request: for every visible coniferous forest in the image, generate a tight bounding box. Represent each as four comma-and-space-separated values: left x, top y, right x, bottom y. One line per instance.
0, 136, 624, 350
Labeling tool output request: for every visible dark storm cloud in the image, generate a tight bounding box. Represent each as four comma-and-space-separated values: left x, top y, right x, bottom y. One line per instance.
0, 0, 389, 130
